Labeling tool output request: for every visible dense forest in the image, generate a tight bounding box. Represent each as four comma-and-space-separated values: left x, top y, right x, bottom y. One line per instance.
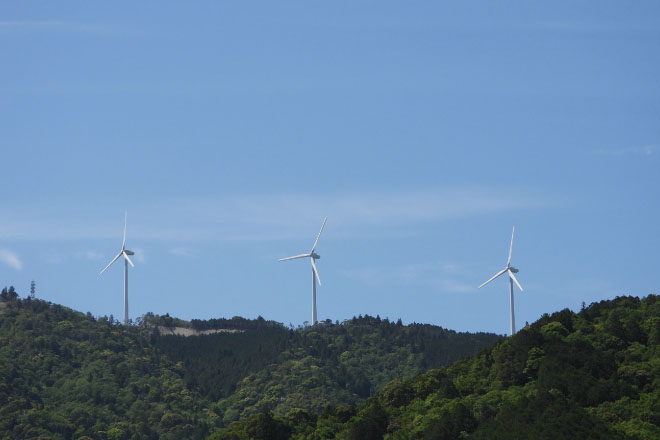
152, 314, 500, 423
2, 290, 658, 439
211, 295, 660, 439
0, 295, 214, 439
0, 289, 499, 439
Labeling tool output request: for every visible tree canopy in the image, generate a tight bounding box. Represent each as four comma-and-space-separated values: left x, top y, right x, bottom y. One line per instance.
3, 292, 658, 439
210, 295, 660, 439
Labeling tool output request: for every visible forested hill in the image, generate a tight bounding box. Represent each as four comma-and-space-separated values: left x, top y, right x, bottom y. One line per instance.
0, 295, 500, 438
211, 295, 660, 440
0, 298, 214, 439
5, 295, 656, 440
152, 314, 502, 422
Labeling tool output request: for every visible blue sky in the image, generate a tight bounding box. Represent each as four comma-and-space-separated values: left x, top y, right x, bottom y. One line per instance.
1, 2, 658, 334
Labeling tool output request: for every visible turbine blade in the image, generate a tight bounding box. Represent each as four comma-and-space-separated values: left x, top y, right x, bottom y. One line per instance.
310, 216, 327, 253
123, 251, 135, 268
478, 268, 507, 288
310, 257, 321, 286
278, 253, 310, 262
507, 226, 515, 266
123, 212, 128, 250
508, 269, 523, 291
100, 251, 122, 275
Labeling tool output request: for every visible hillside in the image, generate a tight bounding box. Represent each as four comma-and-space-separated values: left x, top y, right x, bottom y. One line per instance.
210, 295, 660, 439
5, 294, 656, 439
0, 298, 214, 439
151, 315, 501, 423
0, 295, 500, 438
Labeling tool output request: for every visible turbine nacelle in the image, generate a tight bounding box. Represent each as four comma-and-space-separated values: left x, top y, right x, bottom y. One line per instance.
99, 212, 135, 326
278, 217, 328, 326
278, 217, 327, 286
478, 226, 523, 336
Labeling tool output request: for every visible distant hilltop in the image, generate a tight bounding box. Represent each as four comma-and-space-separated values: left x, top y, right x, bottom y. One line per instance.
155, 326, 244, 337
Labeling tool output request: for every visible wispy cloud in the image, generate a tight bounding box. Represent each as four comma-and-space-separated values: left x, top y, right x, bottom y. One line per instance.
43, 249, 106, 265
0, 20, 143, 37
517, 20, 658, 34
169, 248, 195, 257
597, 145, 660, 157
0, 249, 23, 270
131, 248, 147, 264
0, 186, 552, 242
74, 250, 104, 261
341, 261, 477, 294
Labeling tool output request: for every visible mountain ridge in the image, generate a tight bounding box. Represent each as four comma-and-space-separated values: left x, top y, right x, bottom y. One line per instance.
3, 293, 657, 439
211, 294, 660, 439
0, 294, 501, 438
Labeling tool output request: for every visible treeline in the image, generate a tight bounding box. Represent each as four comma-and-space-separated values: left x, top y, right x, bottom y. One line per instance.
154, 327, 291, 400
0, 292, 500, 438
4, 291, 656, 439
190, 316, 284, 331
144, 312, 285, 331
209, 295, 660, 439
0, 297, 215, 439
154, 314, 502, 423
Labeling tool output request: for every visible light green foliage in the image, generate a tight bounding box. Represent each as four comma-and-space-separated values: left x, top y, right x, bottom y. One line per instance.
212, 295, 660, 439
0, 299, 215, 438
5, 294, 657, 439
0, 297, 499, 438
156, 314, 500, 422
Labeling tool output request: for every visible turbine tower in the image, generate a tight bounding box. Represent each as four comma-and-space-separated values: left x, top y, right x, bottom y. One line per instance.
100, 212, 135, 325
478, 226, 523, 336
279, 217, 327, 326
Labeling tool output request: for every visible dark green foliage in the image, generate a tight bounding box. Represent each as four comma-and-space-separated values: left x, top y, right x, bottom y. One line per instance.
345, 400, 388, 440
421, 401, 476, 440
381, 380, 414, 408
470, 389, 623, 440
154, 315, 501, 422
153, 328, 289, 400
214, 295, 660, 439
190, 315, 283, 331
5, 292, 657, 439
0, 297, 500, 438
244, 408, 292, 440
0, 286, 18, 301
0, 299, 215, 439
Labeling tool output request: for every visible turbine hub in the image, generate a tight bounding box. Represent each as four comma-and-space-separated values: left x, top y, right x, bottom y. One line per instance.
510, 267, 519, 273
311, 252, 320, 260
125, 250, 135, 255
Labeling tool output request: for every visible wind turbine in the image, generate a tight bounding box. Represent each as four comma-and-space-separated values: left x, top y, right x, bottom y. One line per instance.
478, 226, 523, 336
100, 212, 135, 325
278, 217, 327, 326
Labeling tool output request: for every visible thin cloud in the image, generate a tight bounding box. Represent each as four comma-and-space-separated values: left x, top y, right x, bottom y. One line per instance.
0, 20, 76, 31
597, 145, 660, 157
341, 261, 477, 294
0, 186, 552, 242
434, 279, 477, 294
42, 252, 64, 265
0, 249, 23, 270
518, 20, 657, 34
74, 250, 104, 261
43, 250, 105, 265
0, 20, 143, 37
169, 248, 195, 257
131, 248, 146, 264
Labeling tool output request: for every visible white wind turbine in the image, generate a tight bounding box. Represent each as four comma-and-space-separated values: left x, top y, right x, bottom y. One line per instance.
100, 212, 136, 325
278, 217, 327, 326
478, 226, 523, 336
